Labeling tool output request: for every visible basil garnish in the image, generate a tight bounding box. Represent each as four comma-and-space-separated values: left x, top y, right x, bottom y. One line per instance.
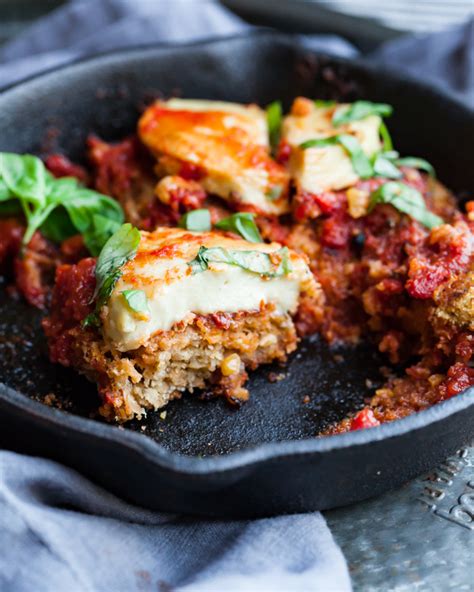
332, 101, 393, 127
0, 152, 124, 253
372, 151, 436, 180
300, 134, 373, 179
266, 101, 282, 152
215, 212, 262, 243
372, 154, 403, 179
83, 223, 141, 326
178, 208, 211, 232
369, 182, 443, 229
378, 121, 393, 152
395, 157, 435, 177
121, 289, 149, 314
189, 246, 292, 277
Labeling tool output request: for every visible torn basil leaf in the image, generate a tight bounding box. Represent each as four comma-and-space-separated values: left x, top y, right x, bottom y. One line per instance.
178, 208, 211, 232
84, 223, 141, 326
332, 101, 393, 127
396, 157, 435, 177
121, 289, 149, 314
0, 153, 47, 208
378, 121, 393, 152
300, 134, 373, 179
372, 154, 403, 179
189, 245, 292, 277
369, 182, 443, 229
215, 212, 262, 243
266, 101, 282, 152
0, 152, 124, 253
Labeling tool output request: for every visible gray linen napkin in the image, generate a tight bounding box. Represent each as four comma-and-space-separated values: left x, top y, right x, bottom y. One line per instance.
0, 451, 351, 592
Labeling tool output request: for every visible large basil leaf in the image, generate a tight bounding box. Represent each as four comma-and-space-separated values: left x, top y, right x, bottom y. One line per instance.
369, 182, 443, 229
84, 223, 141, 326
215, 212, 262, 243
0, 153, 47, 208
189, 245, 291, 277
0, 152, 124, 253
178, 209, 211, 232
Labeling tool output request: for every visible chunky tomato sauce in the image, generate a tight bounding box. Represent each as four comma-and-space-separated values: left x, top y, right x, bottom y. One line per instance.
1, 119, 472, 432
42, 258, 96, 366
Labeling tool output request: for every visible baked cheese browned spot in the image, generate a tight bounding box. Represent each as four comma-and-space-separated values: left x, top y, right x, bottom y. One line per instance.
138, 99, 290, 216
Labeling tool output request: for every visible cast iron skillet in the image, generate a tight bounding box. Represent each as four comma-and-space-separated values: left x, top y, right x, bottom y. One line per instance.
0, 32, 473, 518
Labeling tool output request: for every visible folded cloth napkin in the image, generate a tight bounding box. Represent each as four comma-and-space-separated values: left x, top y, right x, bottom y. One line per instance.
0, 451, 351, 592
0, 1, 471, 591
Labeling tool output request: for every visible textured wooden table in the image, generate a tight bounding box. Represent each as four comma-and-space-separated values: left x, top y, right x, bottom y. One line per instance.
1, 3, 472, 591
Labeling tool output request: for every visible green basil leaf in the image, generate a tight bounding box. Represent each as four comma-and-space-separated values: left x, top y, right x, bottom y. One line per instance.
215, 212, 262, 243
381, 150, 399, 161
0, 152, 47, 208
45, 175, 81, 203
22, 202, 57, 245
396, 157, 435, 177
337, 135, 374, 179
178, 208, 211, 232
63, 190, 123, 232
314, 99, 336, 108
121, 289, 149, 314
372, 155, 402, 179
0, 199, 22, 217
300, 134, 373, 179
188, 245, 291, 277
0, 179, 11, 202
86, 224, 141, 325
40, 207, 77, 243
369, 182, 443, 229
299, 137, 339, 150
378, 121, 393, 152
332, 101, 393, 127
0, 153, 126, 253
266, 101, 282, 151
83, 214, 122, 257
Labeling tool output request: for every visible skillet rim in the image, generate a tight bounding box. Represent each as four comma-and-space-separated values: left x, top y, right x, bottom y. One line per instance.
0, 31, 473, 476
0, 29, 469, 110
1, 382, 473, 475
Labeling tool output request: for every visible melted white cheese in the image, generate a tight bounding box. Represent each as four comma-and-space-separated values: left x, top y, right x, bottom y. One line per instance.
282, 99, 382, 194
138, 99, 290, 215
164, 99, 269, 146
102, 228, 315, 352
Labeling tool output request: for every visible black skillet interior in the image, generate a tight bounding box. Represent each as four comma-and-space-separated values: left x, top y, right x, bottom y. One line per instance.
0, 32, 473, 516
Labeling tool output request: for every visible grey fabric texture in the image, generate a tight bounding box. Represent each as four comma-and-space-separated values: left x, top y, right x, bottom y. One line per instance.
370, 17, 474, 104
0, 1, 471, 591
0, 451, 351, 592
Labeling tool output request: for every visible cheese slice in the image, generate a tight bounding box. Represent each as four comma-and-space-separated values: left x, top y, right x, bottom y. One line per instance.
138, 99, 289, 215
282, 97, 382, 194
162, 99, 269, 146
102, 227, 316, 351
